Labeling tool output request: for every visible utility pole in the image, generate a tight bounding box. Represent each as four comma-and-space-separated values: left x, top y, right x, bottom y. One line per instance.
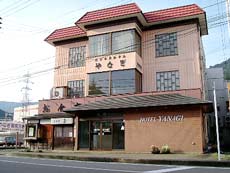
0, 17, 2, 29
21, 72, 33, 119
226, 0, 230, 37
213, 82, 221, 161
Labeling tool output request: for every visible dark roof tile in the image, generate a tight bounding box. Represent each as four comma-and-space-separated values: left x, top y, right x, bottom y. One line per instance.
76, 3, 141, 24
65, 94, 211, 112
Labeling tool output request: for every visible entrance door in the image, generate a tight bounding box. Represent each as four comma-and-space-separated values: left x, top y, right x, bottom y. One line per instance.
90, 121, 112, 150
91, 121, 101, 150
101, 122, 112, 149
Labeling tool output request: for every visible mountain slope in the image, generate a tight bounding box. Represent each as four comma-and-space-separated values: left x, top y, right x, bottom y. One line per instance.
0, 102, 23, 113
211, 58, 230, 80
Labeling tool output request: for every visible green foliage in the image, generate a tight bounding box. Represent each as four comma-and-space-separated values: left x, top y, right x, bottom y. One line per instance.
212, 58, 230, 80
161, 144, 170, 154
150, 145, 160, 154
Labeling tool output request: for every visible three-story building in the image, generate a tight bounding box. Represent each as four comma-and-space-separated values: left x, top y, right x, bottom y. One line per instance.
24, 3, 212, 153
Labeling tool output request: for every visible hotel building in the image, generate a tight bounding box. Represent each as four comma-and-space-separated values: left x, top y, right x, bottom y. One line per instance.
24, 3, 212, 153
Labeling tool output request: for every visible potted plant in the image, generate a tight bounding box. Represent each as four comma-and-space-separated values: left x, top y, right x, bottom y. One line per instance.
150, 145, 160, 154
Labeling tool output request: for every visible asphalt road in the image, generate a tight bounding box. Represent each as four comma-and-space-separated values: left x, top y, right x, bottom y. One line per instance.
0, 155, 230, 173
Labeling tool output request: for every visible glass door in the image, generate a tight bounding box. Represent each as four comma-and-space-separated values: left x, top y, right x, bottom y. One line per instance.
90, 121, 113, 150
90, 121, 101, 150
79, 121, 89, 148
101, 122, 112, 150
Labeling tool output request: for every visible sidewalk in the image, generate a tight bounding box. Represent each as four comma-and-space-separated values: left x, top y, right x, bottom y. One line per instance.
5, 150, 230, 167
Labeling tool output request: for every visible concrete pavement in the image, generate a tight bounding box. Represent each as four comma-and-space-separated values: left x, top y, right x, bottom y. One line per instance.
4, 150, 230, 167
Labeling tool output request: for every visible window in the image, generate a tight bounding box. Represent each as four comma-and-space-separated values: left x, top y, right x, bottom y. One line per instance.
156, 71, 180, 91
112, 30, 141, 55
67, 80, 85, 98
155, 32, 178, 57
88, 69, 142, 96
69, 46, 86, 67
89, 34, 110, 57
89, 72, 110, 95
54, 126, 72, 137
89, 29, 141, 57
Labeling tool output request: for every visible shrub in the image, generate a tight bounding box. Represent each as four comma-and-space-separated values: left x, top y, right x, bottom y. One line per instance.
150, 145, 160, 154
161, 144, 170, 154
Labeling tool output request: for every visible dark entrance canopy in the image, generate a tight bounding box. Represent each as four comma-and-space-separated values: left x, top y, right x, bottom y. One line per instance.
65, 93, 213, 112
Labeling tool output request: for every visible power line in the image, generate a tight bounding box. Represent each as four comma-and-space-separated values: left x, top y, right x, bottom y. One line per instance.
2, 0, 40, 18
203, 0, 226, 9
0, 0, 24, 13
0, 2, 229, 86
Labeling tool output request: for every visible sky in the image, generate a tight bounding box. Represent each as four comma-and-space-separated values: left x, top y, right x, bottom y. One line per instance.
0, 0, 229, 102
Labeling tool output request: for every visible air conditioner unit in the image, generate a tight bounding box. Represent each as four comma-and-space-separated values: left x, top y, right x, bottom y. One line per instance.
51, 87, 67, 99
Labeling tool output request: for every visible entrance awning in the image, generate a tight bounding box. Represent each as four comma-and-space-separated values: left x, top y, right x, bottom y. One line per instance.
64, 93, 213, 112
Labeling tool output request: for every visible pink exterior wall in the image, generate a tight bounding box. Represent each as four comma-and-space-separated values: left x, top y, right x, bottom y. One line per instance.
51, 22, 204, 104
38, 88, 202, 114
54, 41, 88, 87
142, 24, 203, 93
124, 106, 204, 153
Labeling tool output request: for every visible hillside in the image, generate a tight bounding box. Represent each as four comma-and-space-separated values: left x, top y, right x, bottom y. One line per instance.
0, 102, 23, 113
211, 58, 230, 80
0, 101, 37, 113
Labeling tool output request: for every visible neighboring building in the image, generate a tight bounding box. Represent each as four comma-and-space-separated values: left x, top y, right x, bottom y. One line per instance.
24, 3, 211, 152
14, 104, 38, 122
206, 68, 230, 150
227, 81, 230, 111
0, 109, 13, 121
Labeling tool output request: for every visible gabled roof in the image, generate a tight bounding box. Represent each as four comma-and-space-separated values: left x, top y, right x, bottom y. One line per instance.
144, 4, 204, 23
65, 94, 212, 112
45, 3, 207, 45
45, 26, 86, 44
76, 3, 141, 24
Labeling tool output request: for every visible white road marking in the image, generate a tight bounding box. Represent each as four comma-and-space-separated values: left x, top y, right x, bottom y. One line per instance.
143, 166, 193, 173
0, 159, 139, 173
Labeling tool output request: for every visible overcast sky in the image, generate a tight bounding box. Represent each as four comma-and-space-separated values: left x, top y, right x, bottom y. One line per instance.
0, 0, 229, 102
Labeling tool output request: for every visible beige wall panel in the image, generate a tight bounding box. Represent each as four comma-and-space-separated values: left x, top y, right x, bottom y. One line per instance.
142, 24, 202, 92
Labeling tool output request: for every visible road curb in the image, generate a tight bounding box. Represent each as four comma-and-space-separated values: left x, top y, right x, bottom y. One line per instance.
7, 152, 230, 167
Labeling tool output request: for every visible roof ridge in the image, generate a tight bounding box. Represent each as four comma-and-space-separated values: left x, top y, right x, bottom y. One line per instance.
76, 3, 141, 24
83, 2, 140, 14
144, 3, 202, 15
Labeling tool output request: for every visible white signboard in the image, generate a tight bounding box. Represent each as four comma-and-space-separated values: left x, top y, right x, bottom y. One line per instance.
140, 115, 184, 123
40, 119, 51, 125
51, 118, 73, 125
0, 121, 25, 132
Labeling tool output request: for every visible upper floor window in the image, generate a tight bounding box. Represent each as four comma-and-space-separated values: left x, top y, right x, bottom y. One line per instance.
67, 80, 85, 98
155, 32, 178, 57
89, 29, 141, 57
156, 70, 180, 91
69, 46, 86, 68
89, 34, 110, 57
112, 30, 141, 55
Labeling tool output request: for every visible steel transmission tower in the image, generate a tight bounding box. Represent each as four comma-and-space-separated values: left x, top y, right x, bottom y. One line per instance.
21, 72, 33, 118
